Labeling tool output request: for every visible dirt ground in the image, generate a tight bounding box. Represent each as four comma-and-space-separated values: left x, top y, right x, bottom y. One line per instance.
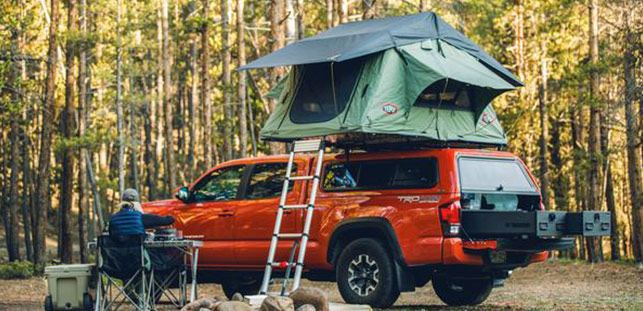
1, 260, 642, 311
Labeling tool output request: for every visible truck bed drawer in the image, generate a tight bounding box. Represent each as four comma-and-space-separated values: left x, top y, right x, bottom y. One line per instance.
461, 210, 610, 238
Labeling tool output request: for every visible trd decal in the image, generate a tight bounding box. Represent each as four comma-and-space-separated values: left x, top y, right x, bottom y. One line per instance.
397, 195, 440, 203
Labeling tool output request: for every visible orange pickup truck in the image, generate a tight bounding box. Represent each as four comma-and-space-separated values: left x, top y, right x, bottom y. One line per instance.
142, 148, 608, 307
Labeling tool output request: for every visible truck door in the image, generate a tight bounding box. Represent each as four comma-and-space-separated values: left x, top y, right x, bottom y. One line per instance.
173, 165, 246, 266
232, 160, 304, 267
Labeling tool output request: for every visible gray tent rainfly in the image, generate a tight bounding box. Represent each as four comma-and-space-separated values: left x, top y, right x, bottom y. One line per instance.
242, 13, 522, 145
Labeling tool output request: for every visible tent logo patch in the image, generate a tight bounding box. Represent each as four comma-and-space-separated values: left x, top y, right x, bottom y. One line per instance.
481, 112, 496, 124
381, 103, 398, 115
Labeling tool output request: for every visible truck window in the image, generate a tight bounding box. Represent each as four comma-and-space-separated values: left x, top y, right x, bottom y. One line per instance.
458, 157, 539, 211
245, 163, 298, 199
322, 158, 438, 190
192, 165, 245, 202
458, 157, 536, 193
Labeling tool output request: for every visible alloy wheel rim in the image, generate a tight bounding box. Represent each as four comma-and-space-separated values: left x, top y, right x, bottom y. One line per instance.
347, 254, 380, 297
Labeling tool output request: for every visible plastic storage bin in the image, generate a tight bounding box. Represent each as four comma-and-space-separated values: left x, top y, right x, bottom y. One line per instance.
44, 264, 94, 311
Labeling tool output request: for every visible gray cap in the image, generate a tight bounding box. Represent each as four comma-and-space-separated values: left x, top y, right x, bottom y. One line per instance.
122, 188, 140, 202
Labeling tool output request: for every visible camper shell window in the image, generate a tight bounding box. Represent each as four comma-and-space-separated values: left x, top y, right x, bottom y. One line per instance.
322, 158, 439, 191
289, 59, 362, 124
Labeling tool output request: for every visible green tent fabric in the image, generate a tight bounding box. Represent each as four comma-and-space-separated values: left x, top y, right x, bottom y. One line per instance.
240, 12, 522, 87
260, 38, 512, 145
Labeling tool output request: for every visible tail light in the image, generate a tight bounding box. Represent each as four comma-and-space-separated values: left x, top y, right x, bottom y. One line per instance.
440, 201, 461, 237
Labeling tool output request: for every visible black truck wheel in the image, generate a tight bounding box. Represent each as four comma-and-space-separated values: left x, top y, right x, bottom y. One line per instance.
336, 238, 400, 308
221, 275, 261, 298
432, 275, 493, 306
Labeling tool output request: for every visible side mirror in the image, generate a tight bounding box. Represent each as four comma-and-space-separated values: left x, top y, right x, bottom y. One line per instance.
175, 187, 190, 202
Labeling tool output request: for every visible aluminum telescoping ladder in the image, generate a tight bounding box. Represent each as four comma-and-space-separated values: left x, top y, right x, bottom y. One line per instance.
259, 138, 325, 295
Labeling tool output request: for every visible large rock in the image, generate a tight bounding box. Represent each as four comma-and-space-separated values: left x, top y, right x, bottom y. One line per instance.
231, 293, 244, 302
289, 287, 329, 311
216, 301, 253, 311
295, 304, 316, 311
180, 298, 222, 311
260, 295, 295, 311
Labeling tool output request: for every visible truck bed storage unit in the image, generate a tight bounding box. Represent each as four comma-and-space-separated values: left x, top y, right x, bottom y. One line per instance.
461, 210, 611, 238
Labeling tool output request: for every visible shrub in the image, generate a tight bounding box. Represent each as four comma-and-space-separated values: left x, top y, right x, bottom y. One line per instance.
0, 261, 36, 279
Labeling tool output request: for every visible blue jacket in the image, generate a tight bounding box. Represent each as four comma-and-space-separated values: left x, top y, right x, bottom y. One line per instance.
109, 207, 145, 236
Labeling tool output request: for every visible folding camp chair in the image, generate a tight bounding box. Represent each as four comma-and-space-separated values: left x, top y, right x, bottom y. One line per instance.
94, 234, 154, 311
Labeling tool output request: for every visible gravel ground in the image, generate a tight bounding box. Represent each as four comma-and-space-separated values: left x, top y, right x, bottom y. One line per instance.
1, 260, 642, 311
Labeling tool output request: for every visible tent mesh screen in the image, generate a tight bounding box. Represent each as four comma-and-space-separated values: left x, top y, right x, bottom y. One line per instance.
289, 58, 362, 124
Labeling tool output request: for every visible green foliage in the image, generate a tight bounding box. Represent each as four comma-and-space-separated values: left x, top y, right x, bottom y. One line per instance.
0, 261, 39, 279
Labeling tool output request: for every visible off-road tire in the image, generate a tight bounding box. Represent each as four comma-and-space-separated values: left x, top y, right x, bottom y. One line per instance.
221, 275, 261, 298
431, 275, 493, 306
336, 238, 400, 308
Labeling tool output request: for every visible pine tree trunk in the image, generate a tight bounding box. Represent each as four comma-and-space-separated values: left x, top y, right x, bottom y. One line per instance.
296, 0, 304, 39
237, 0, 248, 158
623, 10, 643, 263
586, 0, 602, 263
60, 0, 78, 264
7, 123, 20, 262
187, 0, 198, 180
285, 0, 295, 43
269, 0, 285, 154
538, 42, 550, 209
34, 0, 60, 264
222, 0, 233, 161
326, 0, 333, 28
77, 0, 89, 263
201, 0, 212, 168
339, 0, 347, 23
162, 0, 177, 193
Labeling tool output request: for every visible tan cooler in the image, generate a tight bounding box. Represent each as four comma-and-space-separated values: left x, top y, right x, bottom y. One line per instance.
44, 264, 94, 311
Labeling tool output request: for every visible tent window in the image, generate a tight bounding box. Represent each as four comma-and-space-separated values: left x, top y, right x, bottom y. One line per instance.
289, 59, 362, 124
415, 79, 471, 109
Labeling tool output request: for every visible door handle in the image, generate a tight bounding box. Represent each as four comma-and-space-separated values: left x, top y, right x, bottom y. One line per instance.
218, 210, 235, 217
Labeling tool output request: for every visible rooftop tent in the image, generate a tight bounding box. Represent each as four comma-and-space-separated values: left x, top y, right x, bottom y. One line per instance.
245, 13, 520, 145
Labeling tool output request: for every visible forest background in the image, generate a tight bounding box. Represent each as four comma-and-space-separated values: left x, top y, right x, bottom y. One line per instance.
0, 0, 642, 266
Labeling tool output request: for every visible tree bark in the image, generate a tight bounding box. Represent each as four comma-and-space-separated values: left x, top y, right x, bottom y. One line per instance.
187, 0, 198, 180
201, 0, 212, 168
269, 0, 285, 154
296, 0, 304, 39
77, 0, 89, 263
538, 41, 550, 209
339, 0, 347, 23
285, 0, 295, 43
60, 0, 78, 264
238, 0, 248, 157
586, 0, 602, 262
325, 0, 333, 28
162, 0, 177, 193
116, 0, 125, 196
221, 0, 233, 161
34, 0, 60, 264
623, 9, 643, 263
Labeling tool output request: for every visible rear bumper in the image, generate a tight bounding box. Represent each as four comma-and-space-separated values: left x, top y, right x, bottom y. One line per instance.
442, 238, 562, 268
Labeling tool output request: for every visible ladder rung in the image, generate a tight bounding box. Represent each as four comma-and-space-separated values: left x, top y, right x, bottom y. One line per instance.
288, 176, 314, 181
293, 139, 323, 153
277, 233, 304, 239
282, 205, 308, 210
270, 262, 296, 267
